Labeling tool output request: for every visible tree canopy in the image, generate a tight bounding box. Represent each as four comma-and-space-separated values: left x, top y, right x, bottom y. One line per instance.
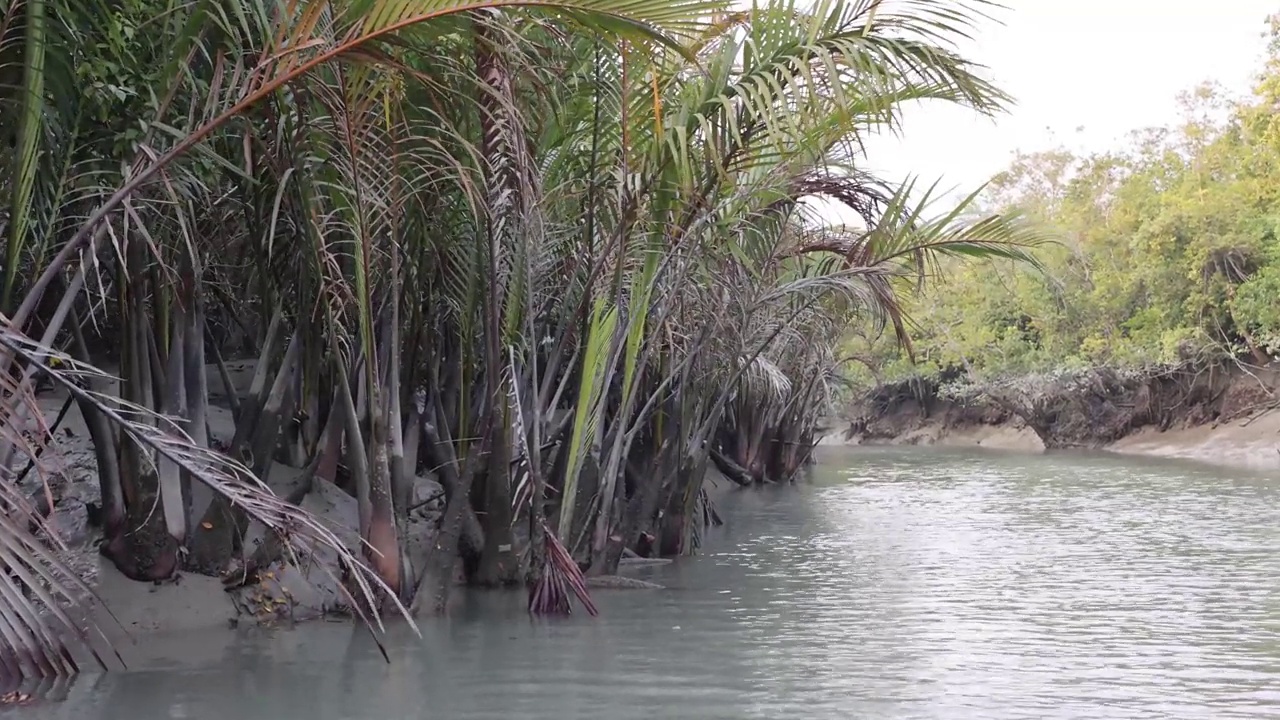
0, 0, 1046, 682
848, 15, 1280, 385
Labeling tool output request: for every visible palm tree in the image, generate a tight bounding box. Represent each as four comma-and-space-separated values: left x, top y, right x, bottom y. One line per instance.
0, 0, 1045, 684
533, 0, 1043, 571
0, 0, 725, 682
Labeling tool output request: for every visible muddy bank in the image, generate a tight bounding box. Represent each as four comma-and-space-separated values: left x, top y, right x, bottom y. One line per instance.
834, 365, 1280, 471
18, 360, 737, 649
15, 360, 450, 643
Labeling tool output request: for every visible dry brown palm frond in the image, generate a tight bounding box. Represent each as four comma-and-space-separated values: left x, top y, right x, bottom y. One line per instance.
0, 322, 417, 638
528, 522, 597, 616
0, 343, 121, 684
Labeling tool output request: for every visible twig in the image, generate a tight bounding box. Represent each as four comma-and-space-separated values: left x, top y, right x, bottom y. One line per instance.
13, 392, 76, 487
1240, 400, 1280, 428
406, 491, 445, 514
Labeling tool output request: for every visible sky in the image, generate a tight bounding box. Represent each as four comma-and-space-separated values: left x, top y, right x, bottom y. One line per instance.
859, 0, 1280, 203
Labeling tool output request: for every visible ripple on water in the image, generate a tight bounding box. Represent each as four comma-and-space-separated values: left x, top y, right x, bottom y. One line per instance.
20, 447, 1280, 720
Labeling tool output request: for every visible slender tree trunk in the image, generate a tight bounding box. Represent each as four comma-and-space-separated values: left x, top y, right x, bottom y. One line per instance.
468, 13, 523, 587
68, 307, 124, 539
419, 411, 486, 568
412, 396, 491, 615
709, 447, 754, 487
185, 328, 299, 574
366, 409, 402, 599
474, 406, 517, 586
230, 309, 284, 432
365, 308, 402, 600
157, 303, 189, 546
396, 401, 420, 600
316, 392, 345, 485
206, 328, 240, 417
182, 292, 211, 525
333, 348, 372, 534
103, 254, 179, 581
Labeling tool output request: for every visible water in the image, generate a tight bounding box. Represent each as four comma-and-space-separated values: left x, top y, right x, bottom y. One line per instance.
23, 447, 1280, 719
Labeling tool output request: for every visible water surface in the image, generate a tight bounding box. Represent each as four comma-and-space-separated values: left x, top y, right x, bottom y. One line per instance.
25, 447, 1280, 719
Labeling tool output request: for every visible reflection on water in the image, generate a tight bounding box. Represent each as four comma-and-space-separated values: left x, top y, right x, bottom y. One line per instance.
21, 447, 1280, 719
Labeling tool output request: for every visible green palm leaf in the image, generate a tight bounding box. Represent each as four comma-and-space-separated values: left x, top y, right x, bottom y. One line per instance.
1, 0, 47, 312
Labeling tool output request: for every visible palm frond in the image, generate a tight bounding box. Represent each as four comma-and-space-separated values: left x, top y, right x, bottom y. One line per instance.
528, 522, 597, 616
0, 341, 118, 684
0, 322, 416, 634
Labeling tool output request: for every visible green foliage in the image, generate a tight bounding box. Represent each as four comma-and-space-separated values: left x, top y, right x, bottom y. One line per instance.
851, 15, 1280, 382
0, 0, 1048, 676
1232, 240, 1280, 355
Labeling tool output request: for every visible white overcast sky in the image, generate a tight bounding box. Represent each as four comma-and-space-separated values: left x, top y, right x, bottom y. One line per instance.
860, 0, 1280, 201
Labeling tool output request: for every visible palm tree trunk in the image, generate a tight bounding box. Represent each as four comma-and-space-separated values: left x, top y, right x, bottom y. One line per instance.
474, 408, 517, 585
470, 13, 523, 587
365, 308, 402, 599
157, 303, 189, 546
68, 307, 124, 539
182, 289, 211, 524
185, 328, 299, 574
103, 250, 179, 581
366, 408, 402, 598
412, 394, 492, 615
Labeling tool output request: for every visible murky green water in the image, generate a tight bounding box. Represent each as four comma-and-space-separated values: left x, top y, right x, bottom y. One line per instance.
23, 448, 1280, 719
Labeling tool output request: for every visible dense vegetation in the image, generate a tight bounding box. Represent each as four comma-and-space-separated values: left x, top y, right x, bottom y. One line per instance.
0, 0, 1042, 683
847, 16, 1280, 386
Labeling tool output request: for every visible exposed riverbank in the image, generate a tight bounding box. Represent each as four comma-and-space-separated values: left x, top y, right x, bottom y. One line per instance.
17, 360, 710, 653
19, 360, 414, 647
23, 360, 1280, 657
830, 364, 1280, 472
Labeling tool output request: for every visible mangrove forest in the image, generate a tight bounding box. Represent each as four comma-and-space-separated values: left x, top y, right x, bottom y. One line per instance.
0, 0, 1044, 684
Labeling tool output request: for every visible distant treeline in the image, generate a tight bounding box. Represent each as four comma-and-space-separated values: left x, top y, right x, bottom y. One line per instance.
847, 16, 1280, 386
